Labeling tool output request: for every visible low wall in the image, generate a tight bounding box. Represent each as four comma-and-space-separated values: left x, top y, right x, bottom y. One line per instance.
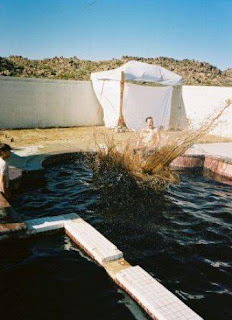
0, 77, 232, 137
183, 86, 232, 137
0, 77, 103, 129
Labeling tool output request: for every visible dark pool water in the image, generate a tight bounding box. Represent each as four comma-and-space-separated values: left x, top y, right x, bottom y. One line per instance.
0, 235, 136, 320
10, 159, 232, 320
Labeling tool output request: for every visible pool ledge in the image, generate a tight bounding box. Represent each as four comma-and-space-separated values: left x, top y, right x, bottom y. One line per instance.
204, 155, 232, 179
171, 153, 232, 183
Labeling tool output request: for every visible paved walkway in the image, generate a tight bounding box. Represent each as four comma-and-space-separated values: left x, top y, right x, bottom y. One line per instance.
187, 143, 232, 159
198, 143, 232, 158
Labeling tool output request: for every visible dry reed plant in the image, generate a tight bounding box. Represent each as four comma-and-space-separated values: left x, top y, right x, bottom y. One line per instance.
92, 99, 232, 193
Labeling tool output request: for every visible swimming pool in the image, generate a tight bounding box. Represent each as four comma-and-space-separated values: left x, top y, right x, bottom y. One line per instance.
10, 157, 232, 320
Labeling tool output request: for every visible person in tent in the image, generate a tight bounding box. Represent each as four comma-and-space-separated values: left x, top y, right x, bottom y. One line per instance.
135, 117, 160, 154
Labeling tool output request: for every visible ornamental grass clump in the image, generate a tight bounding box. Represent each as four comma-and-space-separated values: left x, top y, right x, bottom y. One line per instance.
92, 100, 231, 193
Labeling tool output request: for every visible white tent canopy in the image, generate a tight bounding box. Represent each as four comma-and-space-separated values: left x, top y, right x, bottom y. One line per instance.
91, 60, 182, 85
91, 61, 186, 130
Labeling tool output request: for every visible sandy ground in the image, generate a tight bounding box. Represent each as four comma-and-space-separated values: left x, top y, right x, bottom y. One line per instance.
0, 126, 136, 150
0, 126, 232, 150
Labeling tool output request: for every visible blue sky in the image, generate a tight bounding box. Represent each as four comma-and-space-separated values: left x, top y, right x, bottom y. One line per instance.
0, 0, 231, 70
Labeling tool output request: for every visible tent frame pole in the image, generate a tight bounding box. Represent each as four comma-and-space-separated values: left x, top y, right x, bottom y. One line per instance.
118, 71, 126, 127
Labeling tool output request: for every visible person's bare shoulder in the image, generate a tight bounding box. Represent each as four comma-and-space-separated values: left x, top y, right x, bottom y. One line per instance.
152, 128, 159, 134
139, 128, 147, 135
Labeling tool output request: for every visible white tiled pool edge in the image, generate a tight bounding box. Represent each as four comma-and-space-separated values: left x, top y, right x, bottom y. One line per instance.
24, 214, 203, 320
116, 266, 202, 320
26, 213, 80, 233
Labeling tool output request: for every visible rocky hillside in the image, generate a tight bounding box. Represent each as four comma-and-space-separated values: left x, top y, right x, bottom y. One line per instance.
0, 55, 231, 86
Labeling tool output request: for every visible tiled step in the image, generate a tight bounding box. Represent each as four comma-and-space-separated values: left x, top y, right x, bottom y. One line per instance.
26, 213, 80, 233
116, 266, 203, 320
65, 219, 123, 265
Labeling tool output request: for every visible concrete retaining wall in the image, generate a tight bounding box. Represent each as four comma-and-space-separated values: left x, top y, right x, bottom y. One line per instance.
0, 77, 232, 137
0, 77, 103, 129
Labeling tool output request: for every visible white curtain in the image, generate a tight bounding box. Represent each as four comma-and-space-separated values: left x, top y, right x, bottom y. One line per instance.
92, 79, 120, 128
123, 83, 173, 130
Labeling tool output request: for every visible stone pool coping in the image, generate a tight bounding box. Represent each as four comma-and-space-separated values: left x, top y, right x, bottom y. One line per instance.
171, 153, 232, 175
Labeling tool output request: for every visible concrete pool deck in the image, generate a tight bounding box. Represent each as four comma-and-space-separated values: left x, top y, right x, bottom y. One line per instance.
187, 142, 232, 158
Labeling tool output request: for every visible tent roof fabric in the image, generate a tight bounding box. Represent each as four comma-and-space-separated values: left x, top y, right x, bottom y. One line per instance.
91, 60, 182, 86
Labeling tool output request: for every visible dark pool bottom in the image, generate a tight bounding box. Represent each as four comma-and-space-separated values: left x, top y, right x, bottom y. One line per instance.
9, 158, 232, 320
